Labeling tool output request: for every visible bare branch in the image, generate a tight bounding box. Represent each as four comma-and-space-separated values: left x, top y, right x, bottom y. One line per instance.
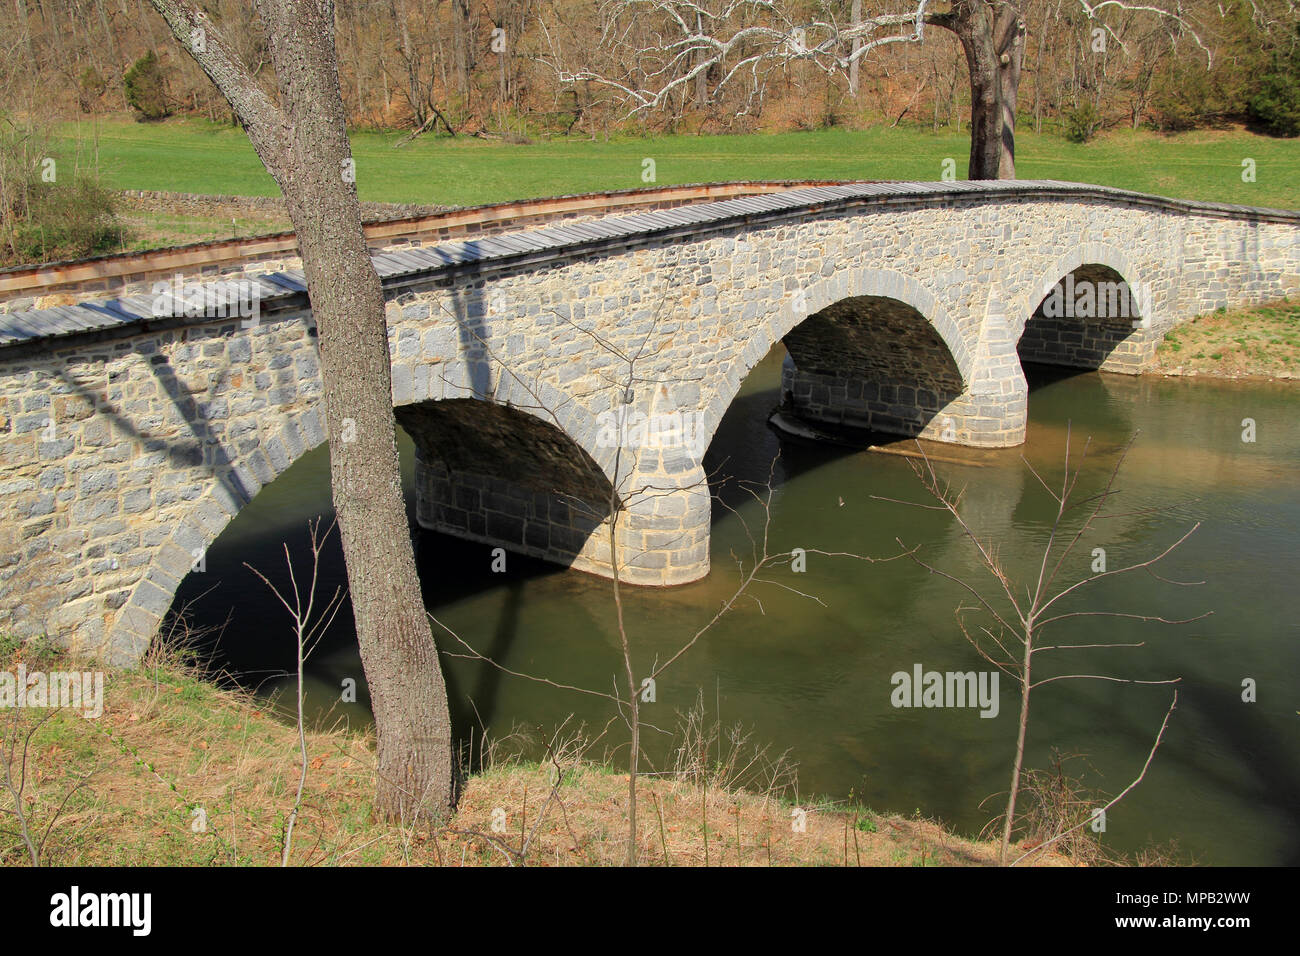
1011, 692, 1178, 866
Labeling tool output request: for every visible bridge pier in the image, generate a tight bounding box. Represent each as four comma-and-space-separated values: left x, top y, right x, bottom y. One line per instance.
605, 456, 712, 586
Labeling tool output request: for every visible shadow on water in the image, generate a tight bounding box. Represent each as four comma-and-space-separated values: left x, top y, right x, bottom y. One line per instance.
169, 343, 1300, 865
415, 531, 550, 748
174, 433, 567, 752
703, 383, 863, 508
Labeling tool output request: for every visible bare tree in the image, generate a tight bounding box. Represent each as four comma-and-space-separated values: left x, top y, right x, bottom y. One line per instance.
539, 0, 935, 123
538, 0, 1209, 178
245, 517, 347, 866
882, 429, 1206, 863
147, 0, 457, 821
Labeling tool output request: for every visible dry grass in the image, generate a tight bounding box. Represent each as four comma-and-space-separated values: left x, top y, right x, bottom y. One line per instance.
114, 203, 288, 250
0, 635, 1085, 867
452, 761, 1045, 867
1153, 298, 1300, 381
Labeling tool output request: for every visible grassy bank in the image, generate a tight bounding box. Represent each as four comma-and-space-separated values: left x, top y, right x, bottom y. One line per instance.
1153, 298, 1300, 381
0, 637, 1081, 867
58, 118, 1300, 211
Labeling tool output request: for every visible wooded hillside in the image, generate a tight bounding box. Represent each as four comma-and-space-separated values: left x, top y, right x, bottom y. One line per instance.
2, 0, 1296, 140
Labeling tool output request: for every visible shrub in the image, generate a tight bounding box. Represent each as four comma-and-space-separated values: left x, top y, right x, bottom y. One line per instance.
124, 50, 171, 121
77, 66, 108, 112
1064, 103, 1102, 143
10, 176, 120, 263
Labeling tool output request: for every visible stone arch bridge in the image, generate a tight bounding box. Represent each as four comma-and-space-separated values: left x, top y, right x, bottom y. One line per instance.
0, 181, 1295, 664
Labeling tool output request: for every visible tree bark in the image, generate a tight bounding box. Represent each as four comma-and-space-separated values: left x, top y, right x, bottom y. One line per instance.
148, 0, 455, 821
931, 1, 1024, 180
994, 3, 1026, 179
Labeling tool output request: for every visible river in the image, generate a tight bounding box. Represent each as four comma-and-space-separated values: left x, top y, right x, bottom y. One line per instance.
173, 346, 1300, 865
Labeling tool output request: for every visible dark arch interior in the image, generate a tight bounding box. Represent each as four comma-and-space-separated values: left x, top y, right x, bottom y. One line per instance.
779, 294, 965, 438
396, 400, 614, 507
396, 398, 617, 561
1018, 264, 1144, 371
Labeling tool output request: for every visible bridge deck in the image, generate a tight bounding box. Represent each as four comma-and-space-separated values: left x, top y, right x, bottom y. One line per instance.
1, 179, 1295, 351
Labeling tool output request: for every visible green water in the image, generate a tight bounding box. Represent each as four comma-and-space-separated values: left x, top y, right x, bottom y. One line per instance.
174, 348, 1300, 865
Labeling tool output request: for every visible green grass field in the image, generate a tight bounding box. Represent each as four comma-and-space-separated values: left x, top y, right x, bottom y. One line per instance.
57, 117, 1300, 210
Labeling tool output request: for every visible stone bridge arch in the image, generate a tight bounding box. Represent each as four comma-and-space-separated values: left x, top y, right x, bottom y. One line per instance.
390, 352, 621, 483
1014, 241, 1165, 374
698, 266, 1022, 451
699, 267, 975, 447
389, 352, 711, 591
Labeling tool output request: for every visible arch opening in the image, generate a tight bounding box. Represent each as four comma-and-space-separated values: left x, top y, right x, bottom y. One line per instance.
779, 294, 966, 440
1018, 265, 1148, 372
395, 399, 617, 574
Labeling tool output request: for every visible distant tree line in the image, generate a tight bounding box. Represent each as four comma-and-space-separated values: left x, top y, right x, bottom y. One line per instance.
1, 0, 1296, 140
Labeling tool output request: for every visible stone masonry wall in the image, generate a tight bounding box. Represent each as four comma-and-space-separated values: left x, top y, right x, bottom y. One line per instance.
0, 310, 325, 664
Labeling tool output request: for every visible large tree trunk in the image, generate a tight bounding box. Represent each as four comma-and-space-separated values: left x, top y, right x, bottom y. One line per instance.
149, 0, 455, 821
948, 2, 1002, 179
933, 1, 1024, 180
994, 3, 1026, 179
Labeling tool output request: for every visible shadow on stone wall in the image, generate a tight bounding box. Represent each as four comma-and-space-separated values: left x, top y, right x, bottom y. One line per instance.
397, 399, 617, 571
